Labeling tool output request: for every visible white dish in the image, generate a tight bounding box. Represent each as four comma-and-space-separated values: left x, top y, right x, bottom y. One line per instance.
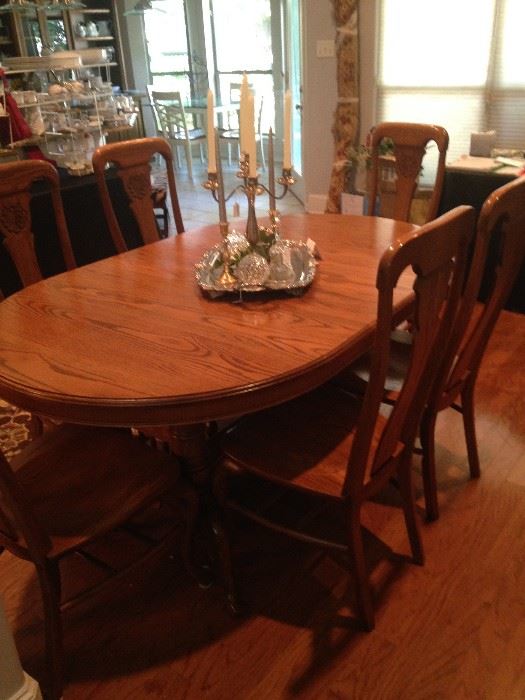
76, 48, 109, 65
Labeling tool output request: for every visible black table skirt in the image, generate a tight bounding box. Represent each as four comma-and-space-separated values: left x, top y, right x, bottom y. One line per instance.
1, 168, 145, 298
439, 169, 524, 314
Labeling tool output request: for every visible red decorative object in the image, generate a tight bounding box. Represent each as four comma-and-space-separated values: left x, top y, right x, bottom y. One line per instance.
0, 69, 32, 142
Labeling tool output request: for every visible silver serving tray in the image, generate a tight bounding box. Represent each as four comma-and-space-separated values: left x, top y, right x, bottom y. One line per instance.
195, 239, 317, 295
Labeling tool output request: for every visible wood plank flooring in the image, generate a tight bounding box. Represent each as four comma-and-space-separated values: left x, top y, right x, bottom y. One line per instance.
1, 310, 524, 699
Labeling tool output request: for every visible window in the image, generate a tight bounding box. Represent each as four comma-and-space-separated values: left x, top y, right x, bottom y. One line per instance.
142, 0, 279, 132
144, 0, 192, 98
208, 0, 274, 130
377, 0, 525, 173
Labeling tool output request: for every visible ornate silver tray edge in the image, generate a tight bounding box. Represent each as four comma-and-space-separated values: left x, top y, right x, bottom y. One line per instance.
194, 239, 317, 295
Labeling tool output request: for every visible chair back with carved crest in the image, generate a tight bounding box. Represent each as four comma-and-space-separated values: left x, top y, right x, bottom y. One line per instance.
0, 160, 76, 293
366, 122, 449, 223
92, 137, 184, 254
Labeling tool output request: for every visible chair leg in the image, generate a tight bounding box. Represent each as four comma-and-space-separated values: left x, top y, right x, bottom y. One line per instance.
461, 376, 481, 479
162, 205, 169, 238
420, 407, 440, 521
37, 561, 64, 700
397, 452, 424, 565
184, 142, 194, 182
212, 470, 242, 615
259, 137, 266, 171
345, 504, 375, 631
173, 143, 181, 169
178, 486, 213, 590
211, 504, 241, 615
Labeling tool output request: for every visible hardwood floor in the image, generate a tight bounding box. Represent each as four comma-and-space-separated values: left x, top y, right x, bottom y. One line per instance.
1, 311, 524, 699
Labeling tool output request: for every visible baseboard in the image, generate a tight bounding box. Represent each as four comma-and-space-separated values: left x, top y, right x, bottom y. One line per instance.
306, 194, 327, 213
5, 674, 42, 700
341, 192, 365, 215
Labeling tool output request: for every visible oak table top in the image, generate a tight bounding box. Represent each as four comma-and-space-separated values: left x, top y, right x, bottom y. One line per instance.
0, 213, 417, 430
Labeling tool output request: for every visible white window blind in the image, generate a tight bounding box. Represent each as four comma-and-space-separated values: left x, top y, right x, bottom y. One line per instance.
377, 0, 525, 172
488, 0, 525, 148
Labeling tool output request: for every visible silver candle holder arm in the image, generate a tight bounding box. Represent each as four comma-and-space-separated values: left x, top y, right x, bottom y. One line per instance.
203, 128, 295, 243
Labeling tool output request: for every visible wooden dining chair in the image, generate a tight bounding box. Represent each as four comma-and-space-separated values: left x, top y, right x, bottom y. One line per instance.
0, 423, 199, 700
92, 136, 184, 254
0, 160, 76, 294
213, 205, 476, 630
418, 175, 525, 519
366, 122, 449, 223
345, 176, 525, 521
151, 90, 206, 183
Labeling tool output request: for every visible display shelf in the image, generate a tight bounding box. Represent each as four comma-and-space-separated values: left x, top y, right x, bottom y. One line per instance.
66, 1, 123, 89
3, 62, 117, 75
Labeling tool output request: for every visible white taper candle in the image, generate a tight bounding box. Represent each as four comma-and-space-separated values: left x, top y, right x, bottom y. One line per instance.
247, 92, 257, 178
240, 73, 249, 154
207, 89, 216, 174
283, 89, 292, 170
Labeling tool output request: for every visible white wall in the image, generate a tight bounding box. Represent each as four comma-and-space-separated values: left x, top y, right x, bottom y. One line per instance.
300, 0, 337, 208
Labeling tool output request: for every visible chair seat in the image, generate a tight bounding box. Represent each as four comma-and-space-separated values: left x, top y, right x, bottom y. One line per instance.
220, 129, 240, 140
10, 424, 181, 557
337, 329, 413, 397
220, 384, 388, 498
170, 128, 206, 141
220, 129, 262, 141
338, 302, 486, 398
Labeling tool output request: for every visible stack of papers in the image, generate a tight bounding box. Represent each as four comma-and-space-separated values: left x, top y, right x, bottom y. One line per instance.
447, 155, 524, 175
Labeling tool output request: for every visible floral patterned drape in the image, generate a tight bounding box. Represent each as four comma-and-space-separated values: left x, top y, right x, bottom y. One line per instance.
326, 0, 360, 213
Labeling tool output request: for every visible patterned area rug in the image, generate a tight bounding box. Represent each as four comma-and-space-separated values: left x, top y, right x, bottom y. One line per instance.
0, 400, 36, 460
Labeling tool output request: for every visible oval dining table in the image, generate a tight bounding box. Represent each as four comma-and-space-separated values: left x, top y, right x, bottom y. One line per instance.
0, 213, 417, 482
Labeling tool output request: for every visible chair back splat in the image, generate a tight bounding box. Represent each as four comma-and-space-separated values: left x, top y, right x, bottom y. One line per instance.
92, 136, 184, 254
0, 160, 76, 294
367, 121, 449, 223
216, 205, 476, 630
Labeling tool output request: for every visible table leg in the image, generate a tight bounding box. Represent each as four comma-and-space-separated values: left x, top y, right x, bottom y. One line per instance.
167, 423, 214, 587
169, 423, 209, 485
169, 423, 240, 612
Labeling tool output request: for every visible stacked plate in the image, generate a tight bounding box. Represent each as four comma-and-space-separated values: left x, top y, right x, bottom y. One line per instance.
5, 53, 82, 71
